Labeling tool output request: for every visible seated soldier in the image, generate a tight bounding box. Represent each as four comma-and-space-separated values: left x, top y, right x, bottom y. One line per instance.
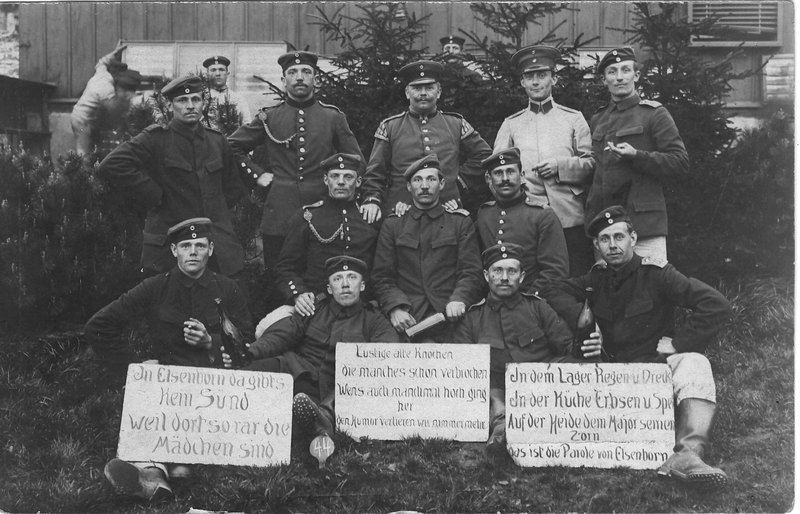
542, 205, 731, 487
84, 217, 254, 502
259, 153, 379, 336
244, 256, 399, 456
454, 243, 579, 459
371, 153, 483, 343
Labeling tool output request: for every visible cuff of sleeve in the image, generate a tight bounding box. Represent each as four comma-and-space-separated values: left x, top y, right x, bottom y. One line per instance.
363, 197, 381, 205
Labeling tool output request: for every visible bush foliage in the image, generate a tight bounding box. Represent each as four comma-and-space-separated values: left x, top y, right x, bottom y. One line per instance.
0, 2, 792, 329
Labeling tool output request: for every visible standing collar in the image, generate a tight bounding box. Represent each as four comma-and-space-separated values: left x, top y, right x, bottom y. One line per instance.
328, 298, 365, 318
608, 253, 641, 282
408, 109, 439, 120
409, 203, 445, 219
169, 119, 204, 139
495, 192, 526, 208
213, 86, 229, 93
529, 97, 554, 114
487, 291, 523, 311
174, 266, 214, 288
286, 96, 317, 109
612, 94, 641, 112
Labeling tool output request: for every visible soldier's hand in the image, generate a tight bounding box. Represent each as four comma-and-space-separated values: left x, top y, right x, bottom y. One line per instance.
221, 349, 233, 369
184, 318, 212, 349
442, 199, 459, 212
605, 142, 636, 159
360, 203, 382, 224
580, 331, 603, 359
389, 308, 416, 333
393, 201, 411, 217
533, 159, 558, 179
294, 292, 316, 317
445, 301, 466, 321
657, 336, 676, 355
256, 172, 274, 188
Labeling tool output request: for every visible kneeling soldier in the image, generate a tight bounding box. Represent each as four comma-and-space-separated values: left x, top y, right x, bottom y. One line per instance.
543, 205, 731, 486
454, 242, 575, 459
85, 217, 254, 501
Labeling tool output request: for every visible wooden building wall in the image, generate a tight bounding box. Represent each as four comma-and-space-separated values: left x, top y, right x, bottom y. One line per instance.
19, 2, 793, 102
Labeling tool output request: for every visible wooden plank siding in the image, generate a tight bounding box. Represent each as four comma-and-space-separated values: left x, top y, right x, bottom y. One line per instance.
19, 2, 793, 101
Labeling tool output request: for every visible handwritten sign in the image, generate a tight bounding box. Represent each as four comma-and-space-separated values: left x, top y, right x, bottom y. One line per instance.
506, 363, 674, 469
117, 364, 293, 467
335, 343, 490, 441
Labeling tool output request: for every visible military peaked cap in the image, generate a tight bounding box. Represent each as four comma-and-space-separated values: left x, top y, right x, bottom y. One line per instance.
325, 255, 368, 277
399, 60, 443, 86
161, 75, 204, 100
587, 205, 632, 237
278, 51, 318, 71
597, 46, 637, 75
482, 242, 525, 269
440, 35, 465, 47
203, 55, 231, 68
403, 153, 442, 181
481, 147, 522, 171
168, 217, 213, 244
114, 69, 142, 90
511, 45, 561, 74
320, 153, 365, 175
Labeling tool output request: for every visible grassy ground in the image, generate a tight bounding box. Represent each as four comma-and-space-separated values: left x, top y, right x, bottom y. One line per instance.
0, 276, 793, 513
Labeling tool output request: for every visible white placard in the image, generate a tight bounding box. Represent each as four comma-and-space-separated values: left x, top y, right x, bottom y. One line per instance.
335, 343, 490, 441
117, 364, 293, 467
506, 363, 675, 469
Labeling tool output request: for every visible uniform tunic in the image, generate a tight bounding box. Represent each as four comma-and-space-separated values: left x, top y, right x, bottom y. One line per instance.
454, 292, 574, 387
248, 299, 398, 405
586, 94, 689, 238
542, 254, 731, 363
227, 97, 363, 236
98, 120, 246, 276
476, 194, 568, 293
493, 99, 594, 229
85, 268, 254, 377
361, 110, 491, 213
371, 204, 483, 322
274, 197, 380, 302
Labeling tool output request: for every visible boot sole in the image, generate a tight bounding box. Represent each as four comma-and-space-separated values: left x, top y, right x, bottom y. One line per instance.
293, 393, 318, 432
660, 469, 728, 488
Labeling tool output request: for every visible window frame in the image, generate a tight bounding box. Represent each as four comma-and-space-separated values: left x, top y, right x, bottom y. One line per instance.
687, 2, 783, 48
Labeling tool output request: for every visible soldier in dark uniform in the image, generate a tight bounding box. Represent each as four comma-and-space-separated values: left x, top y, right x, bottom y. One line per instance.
543, 206, 731, 487
455, 243, 576, 459
98, 75, 246, 277
227, 51, 363, 284
274, 153, 379, 317
360, 60, 492, 223
585, 46, 689, 261
86, 218, 254, 501
477, 148, 569, 294
371, 154, 483, 343
246, 256, 399, 455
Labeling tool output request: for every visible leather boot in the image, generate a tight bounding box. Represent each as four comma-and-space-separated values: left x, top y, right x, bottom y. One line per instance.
486, 387, 508, 460
104, 458, 173, 501
293, 393, 333, 437
657, 398, 727, 487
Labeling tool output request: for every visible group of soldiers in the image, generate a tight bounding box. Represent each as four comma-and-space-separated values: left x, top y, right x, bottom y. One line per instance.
83, 41, 733, 502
